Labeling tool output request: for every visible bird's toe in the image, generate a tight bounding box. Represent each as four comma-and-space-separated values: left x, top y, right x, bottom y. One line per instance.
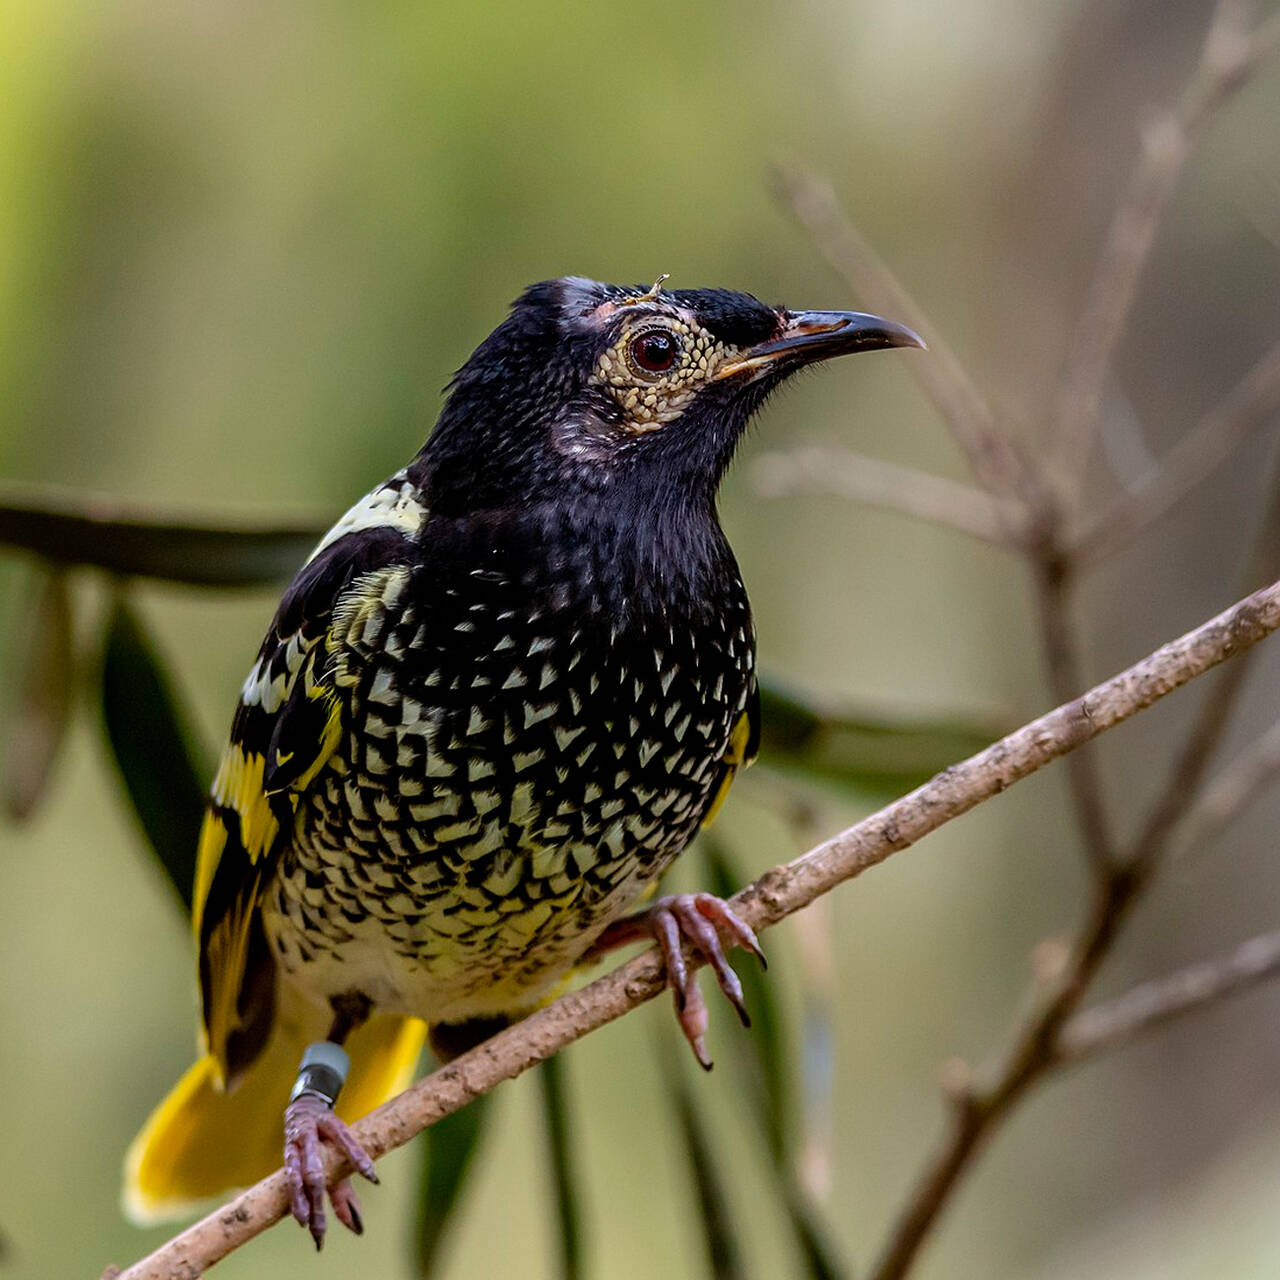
284, 1092, 377, 1249
628, 892, 767, 1069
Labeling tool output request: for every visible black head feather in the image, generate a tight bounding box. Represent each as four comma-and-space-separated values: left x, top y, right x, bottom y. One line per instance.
416, 276, 785, 516
414, 275, 919, 521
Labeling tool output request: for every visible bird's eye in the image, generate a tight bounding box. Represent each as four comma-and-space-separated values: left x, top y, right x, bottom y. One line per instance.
628, 328, 680, 376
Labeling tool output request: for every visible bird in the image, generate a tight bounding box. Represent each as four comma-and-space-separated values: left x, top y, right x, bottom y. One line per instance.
123, 275, 922, 1247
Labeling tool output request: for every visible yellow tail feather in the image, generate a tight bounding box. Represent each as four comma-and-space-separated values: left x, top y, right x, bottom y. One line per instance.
123, 1013, 427, 1224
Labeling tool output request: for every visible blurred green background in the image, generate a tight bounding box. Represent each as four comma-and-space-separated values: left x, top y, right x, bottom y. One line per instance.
3, 1, 1280, 1277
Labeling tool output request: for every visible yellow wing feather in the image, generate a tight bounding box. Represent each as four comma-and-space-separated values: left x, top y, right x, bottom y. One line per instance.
126, 501, 428, 1219
196, 642, 342, 1081
701, 704, 756, 828
195, 568, 406, 1080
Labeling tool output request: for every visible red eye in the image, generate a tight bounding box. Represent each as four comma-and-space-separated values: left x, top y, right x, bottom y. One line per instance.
629, 329, 679, 374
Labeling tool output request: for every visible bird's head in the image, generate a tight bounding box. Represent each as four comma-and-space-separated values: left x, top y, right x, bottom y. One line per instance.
420, 275, 922, 517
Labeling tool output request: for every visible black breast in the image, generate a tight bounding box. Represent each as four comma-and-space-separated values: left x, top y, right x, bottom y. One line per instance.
322, 501, 755, 922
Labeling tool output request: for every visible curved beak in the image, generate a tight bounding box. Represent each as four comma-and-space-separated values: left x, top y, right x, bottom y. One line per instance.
714, 309, 925, 381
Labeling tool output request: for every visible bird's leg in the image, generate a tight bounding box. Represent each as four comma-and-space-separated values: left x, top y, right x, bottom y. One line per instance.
588, 893, 765, 1069
284, 993, 379, 1250
428, 1014, 512, 1064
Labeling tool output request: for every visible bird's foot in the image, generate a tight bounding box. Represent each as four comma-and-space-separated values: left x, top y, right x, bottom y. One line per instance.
283, 1092, 379, 1250
591, 892, 765, 1069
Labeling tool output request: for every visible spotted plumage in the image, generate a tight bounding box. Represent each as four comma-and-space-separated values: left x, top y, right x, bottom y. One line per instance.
124, 275, 921, 1238
272, 508, 756, 1013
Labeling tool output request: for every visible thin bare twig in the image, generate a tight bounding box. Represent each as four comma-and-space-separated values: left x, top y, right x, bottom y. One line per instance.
761, 15, 1280, 1278
1133, 653, 1258, 890
1059, 927, 1280, 1064
1031, 554, 1117, 874
1169, 717, 1280, 865
869, 850, 1140, 1280
871, 544, 1277, 1280
105, 579, 1280, 1280
1074, 337, 1280, 563
1125, 441, 1280, 877
770, 165, 1037, 509
750, 447, 1028, 548
1098, 395, 1160, 490
769, 158, 1131, 880
1052, 0, 1280, 497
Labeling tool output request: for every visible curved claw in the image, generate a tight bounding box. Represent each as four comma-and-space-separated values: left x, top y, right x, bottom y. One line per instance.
284, 1092, 378, 1250
330, 1177, 365, 1236
601, 892, 766, 1069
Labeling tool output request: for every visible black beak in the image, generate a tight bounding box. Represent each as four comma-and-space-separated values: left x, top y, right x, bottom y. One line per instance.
715, 309, 924, 380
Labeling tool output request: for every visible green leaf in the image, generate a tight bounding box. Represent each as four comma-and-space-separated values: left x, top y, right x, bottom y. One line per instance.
778, 1185, 845, 1280
758, 673, 1003, 792
701, 838, 847, 1280
537, 1053, 585, 1280
2, 567, 75, 821
702, 837, 788, 1162
659, 1034, 747, 1280
0, 484, 321, 587
414, 1093, 491, 1276
99, 598, 209, 912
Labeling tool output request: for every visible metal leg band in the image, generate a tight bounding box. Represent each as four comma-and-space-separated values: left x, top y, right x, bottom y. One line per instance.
288, 1041, 351, 1108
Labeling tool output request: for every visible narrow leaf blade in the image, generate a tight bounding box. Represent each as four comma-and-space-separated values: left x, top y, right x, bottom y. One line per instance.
702, 836, 788, 1161
758, 674, 1002, 792
99, 598, 208, 912
2, 567, 74, 820
414, 1094, 491, 1276
659, 1034, 747, 1280
0, 484, 321, 587
702, 839, 847, 1279
779, 1184, 846, 1280
538, 1054, 585, 1280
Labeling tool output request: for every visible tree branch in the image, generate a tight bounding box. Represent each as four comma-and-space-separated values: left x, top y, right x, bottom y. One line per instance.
1058, 927, 1280, 1064
1123, 436, 1280, 878
750, 446, 1028, 548
758, 16, 1280, 1278
868, 666, 1261, 1280
867, 920, 1280, 1279
1051, 0, 1280, 497
1030, 553, 1117, 874
868, 456, 1280, 1280
106, 576, 1280, 1280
